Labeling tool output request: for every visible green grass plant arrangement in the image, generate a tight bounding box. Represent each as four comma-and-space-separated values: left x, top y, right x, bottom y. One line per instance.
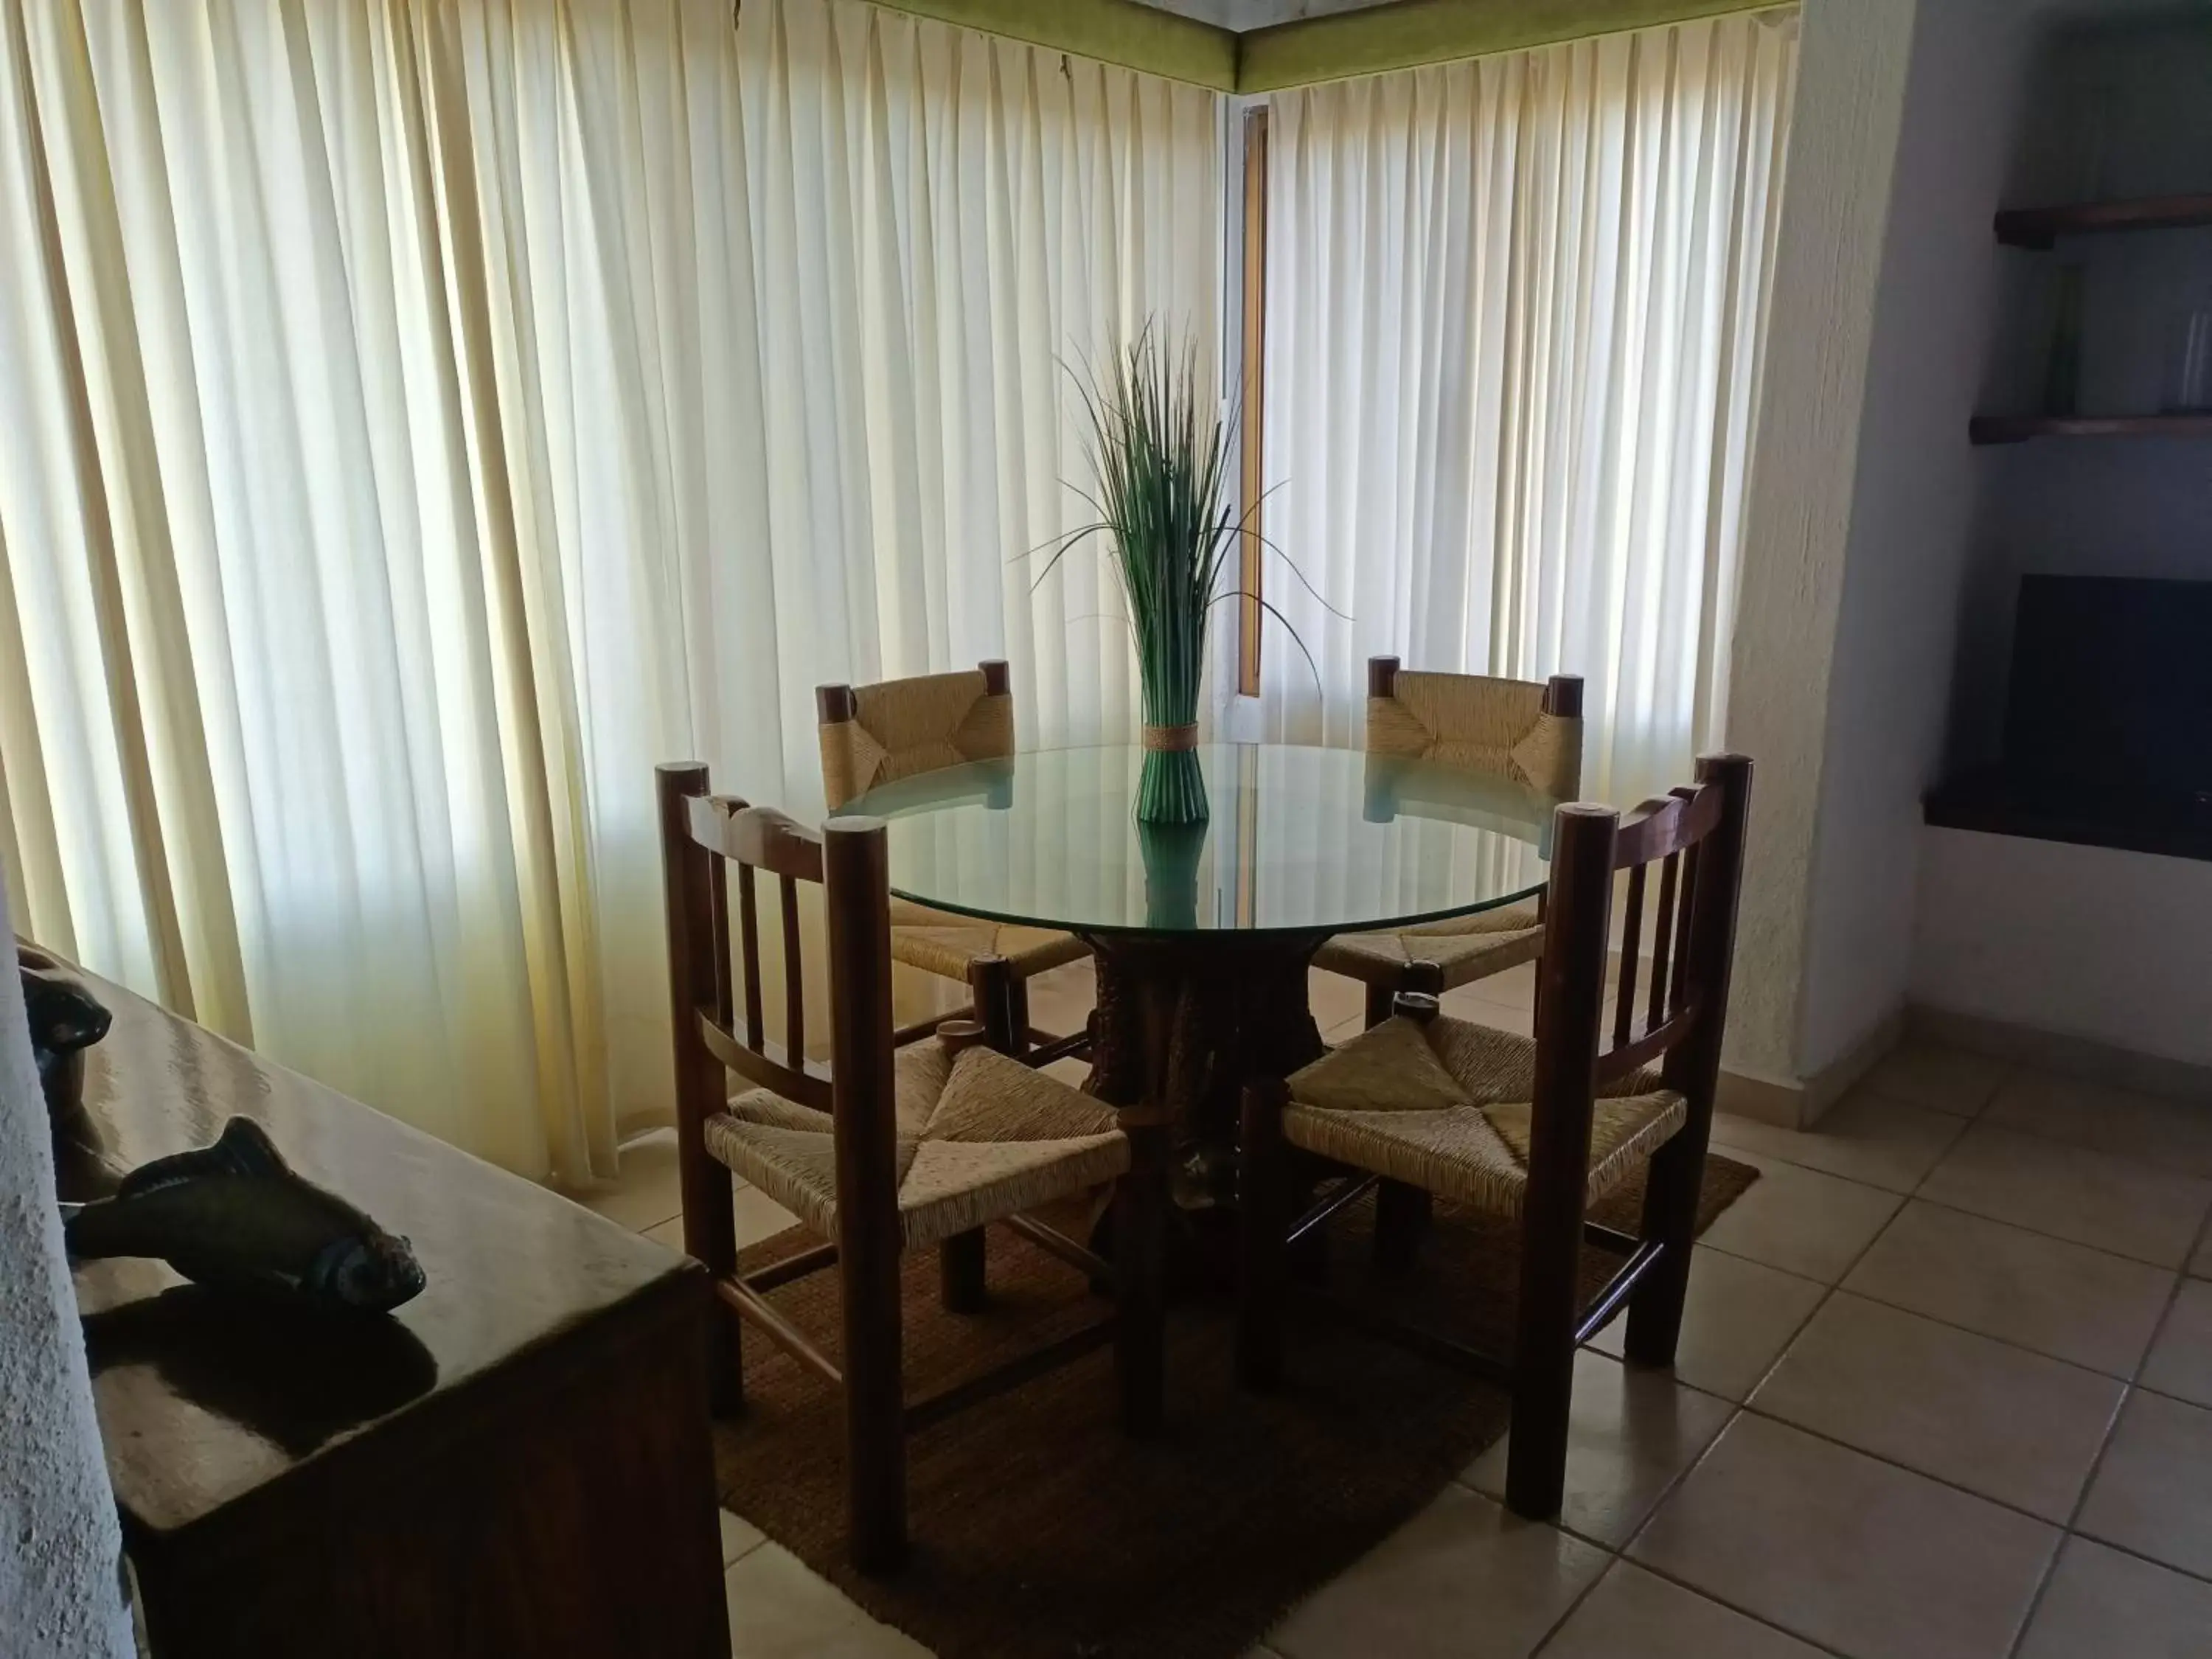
1037, 327, 1313, 824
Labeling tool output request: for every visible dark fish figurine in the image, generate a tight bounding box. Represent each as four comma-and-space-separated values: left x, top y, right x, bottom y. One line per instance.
21, 961, 112, 1117
62, 1118, 426, 1313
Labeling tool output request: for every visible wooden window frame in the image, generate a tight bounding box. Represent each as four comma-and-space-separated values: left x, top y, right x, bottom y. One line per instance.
1237, 105, 1269, 698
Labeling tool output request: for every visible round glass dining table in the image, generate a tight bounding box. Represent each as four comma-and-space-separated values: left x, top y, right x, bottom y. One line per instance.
839, 742, 1555, 1200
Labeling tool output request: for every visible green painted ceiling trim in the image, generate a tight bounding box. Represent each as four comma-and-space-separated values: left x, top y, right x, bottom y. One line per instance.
860, 0, 1239, 91
1237, 0, 1775, 94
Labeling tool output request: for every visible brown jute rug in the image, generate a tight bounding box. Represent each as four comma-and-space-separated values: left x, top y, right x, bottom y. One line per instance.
714, 1156, 1758, 1659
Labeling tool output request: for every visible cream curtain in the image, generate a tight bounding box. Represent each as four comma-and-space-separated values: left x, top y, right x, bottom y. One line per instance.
1257, 10, 1798, 808
0, 0, 1220, 1182
738, 0, 1222, 754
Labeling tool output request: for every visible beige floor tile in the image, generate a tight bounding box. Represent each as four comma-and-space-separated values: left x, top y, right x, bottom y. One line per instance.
1861, 1041, 2009, 1116
1628, 1413, 2058, 1659
2015, 1537, 2212, 1659
1024, 957, 1096, 1038
1461, 1349, 1734, 1547
580, 1128, 686, 1231
1306, 967, 1368, 1034
1268, 1483, 1607, 1659
1919, 1123, 2212, 1268
1691, 1150, 1902, 1284
721, 1509, 767, 1565
2076, 1388, 2212, 1580
1441, 987, 1534, 1037
2143, 1278, 2212, 1408
1537, 1561, 1824, 1659
1843, 1201, 2175, 1377
645, 1186, 801, 1255
1985, 1070, 2212, 1180
1322, 1014, 1366, 1045
1472, 961, 1537, 1006
1711, 1091, 1969, 1194
1586, 1245, 1827, 1402
723, 1541, 931, 1658
1748, 1293, 2124, 1521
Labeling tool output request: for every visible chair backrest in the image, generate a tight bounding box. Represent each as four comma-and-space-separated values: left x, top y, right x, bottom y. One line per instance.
656, 765, 900, 1223
1531, 754, 1754, 1112
817, 661, 1016, 810
1365, 655, 1583, 801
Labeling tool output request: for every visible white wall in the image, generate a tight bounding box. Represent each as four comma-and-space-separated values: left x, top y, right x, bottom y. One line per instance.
1790, 0, 2038, 1074
1721, 0, 1920, 1085
1915, 827, 2212, 1068
0, 886, 133, 1655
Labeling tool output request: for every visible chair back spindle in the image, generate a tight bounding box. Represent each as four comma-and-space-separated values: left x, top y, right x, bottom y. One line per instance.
656, 765, 905, 1131
781, 874, 806, 1064
1535, 756, 1753, 1093
1613, 862, 1646, 1048
737, 861, 765, 1048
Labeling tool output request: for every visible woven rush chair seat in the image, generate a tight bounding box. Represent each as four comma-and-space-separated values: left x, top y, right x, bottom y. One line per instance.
1281, 1012, 1686, 1217
887, 897, 1091, 982
819, 661, 1088, 1054
1309, 902, 1545, 991
1239, 755, 1755, 1525
1317, 658, 1583, 1030
1366, 670, 1581, 796
659, 765, 1166, 1573
704, 1039, 1127, 1252
818, 667, 1018, 808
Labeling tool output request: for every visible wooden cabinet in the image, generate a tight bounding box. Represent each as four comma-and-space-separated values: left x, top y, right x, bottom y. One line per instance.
57, 969, 729, 1658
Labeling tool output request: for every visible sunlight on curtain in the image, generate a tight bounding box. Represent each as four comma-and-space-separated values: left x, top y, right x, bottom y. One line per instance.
0, 0, 1220, 1181
1258, 10, 1798, 809
737, 0, 1222, 759
0, 0, 604, 1179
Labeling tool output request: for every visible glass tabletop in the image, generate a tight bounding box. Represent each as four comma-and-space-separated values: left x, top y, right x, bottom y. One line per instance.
837, 743, 1554, 938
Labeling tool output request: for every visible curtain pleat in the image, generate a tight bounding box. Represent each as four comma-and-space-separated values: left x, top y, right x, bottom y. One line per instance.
1261, 10, 1796, 810
0, 0, 1220, 1182
741, 0, 1220, 758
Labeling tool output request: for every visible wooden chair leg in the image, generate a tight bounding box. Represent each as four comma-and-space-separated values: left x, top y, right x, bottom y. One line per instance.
1372, 1180, 1431, 1277
1113, 1116, 1169, 1435
686, 1179, 744, 1417
1237, 1078, 1290, 1391
971, 955, 1017, 1054
1505, 1194, 1583, 1519
838, 1216, 908, 1573
1624, 1124, 1708, 1366
1007, 976, 1032, 1057
939, 1228, 987, 1314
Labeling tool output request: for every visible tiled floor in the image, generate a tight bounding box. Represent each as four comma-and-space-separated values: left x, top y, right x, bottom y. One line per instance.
582, 961, 2212, 1658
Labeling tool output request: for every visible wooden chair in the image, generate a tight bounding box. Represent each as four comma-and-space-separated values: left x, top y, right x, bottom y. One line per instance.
818, 660, 1089, 1062
656, 764, 1165, 1576
1312, 656, 1585, 1029
1238, 754, 1753, 1520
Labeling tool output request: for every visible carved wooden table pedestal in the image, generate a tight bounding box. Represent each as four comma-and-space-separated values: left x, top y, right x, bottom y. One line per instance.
1081, 931, 1329, 1214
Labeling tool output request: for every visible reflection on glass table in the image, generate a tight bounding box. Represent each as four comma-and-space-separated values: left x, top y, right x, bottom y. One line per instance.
839, 743, 1554, 939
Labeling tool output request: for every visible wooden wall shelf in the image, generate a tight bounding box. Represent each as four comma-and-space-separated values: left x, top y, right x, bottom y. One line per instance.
1970, 414, 2212, 445
1994, 193, 2212, 248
